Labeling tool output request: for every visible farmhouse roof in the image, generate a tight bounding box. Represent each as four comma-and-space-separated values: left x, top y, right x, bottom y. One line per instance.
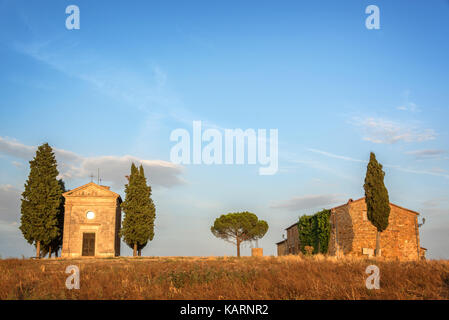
331, 197, 419, 216
285, 222, 298, 230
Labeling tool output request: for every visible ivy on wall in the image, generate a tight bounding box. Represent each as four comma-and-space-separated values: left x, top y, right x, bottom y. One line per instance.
297, 209, 331, 254
298, 215, 314, 254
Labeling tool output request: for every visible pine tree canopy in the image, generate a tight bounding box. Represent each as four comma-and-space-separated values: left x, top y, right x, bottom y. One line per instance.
120, 163, 156, 252
364, 152, 390, 232
19, 143, 63, 249
211, 211, 268, 245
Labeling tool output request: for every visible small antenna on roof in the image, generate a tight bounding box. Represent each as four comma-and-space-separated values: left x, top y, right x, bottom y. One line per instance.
97, 168, 100, 185
89, 173, 94, 182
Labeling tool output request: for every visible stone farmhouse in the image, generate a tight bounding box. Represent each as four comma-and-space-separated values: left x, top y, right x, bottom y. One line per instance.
276, 222, 300, 256
61, 182, 122, 258
277, 198, 426, 260
329, 198, 426, 260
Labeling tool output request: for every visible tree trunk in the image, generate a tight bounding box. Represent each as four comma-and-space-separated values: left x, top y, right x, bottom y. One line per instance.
138, 249, 141, 256
133, 243, 137, 257
236, 238, 241, 257
48, 246, 52, 259
36, 241, 40, 259
375, 231, 381, 257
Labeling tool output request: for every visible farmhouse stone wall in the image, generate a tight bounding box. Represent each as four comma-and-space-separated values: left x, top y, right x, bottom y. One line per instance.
286, 224, 300, 254
276, 240, 287, 256
61, 182, 122, 258
328, 198, 421, 261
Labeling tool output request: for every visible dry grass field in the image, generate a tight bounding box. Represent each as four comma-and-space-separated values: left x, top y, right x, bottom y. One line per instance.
1, 255, 448, 300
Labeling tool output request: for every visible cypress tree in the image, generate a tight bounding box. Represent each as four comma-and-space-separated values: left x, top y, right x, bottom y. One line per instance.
120, 163, 156, 256
364, 152, 390, 257
42, 179, 66, 258
20, 143, 63, 258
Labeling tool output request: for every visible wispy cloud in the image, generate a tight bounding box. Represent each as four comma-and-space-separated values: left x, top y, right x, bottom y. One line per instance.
405, 149, 446, 159
13, 40, 181, 114
282, 158, 356, 181
384, 164, 449, 179
422, 197, 449, 209
429, 167, 447, 174
307, 148, 366, 163
351, 117, 436, 144
0, 136, 185, 188
397, 103, 419, 112
397, 90, 420, 113
307, 148, 449, 179
11, 161, 23, 168
271, 194, 345, 211
13, 39, 224, 134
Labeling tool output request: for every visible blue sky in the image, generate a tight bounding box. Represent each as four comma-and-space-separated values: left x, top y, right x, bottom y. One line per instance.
0, 0, 448, 258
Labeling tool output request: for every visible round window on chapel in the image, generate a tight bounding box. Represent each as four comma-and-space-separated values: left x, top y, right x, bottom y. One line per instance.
86, 211, 95, 220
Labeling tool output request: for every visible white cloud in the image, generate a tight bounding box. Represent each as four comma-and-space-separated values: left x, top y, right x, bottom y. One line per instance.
351, 117, 436, 144
0, 136, 35, 159
271, 194, 344, 211
61, 155, 185, 188
0, 136, 185, 188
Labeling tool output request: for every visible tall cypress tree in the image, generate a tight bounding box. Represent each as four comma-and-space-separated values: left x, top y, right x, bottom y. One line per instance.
120, 163, 156, 256
20, 143, 63, 258
137, 164, 156, 256
41, 179, 66, 258
364, 152, 390, 257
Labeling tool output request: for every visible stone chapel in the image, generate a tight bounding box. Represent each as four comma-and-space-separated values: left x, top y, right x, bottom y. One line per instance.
61, 182, 122, 258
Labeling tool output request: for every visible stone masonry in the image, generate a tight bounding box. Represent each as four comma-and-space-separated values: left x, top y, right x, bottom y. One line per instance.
328, 198, 424, 261
61, 182, 122, 258
286, 222, 300, 254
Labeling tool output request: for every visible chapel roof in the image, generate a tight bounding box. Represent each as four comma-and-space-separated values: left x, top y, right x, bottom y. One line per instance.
62, 182, 122, 201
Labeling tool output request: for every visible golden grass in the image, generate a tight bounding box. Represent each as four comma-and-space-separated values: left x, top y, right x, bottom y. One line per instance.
0, 255, 448, 300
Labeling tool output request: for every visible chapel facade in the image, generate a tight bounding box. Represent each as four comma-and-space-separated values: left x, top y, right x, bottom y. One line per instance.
61, 182, 122, 258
